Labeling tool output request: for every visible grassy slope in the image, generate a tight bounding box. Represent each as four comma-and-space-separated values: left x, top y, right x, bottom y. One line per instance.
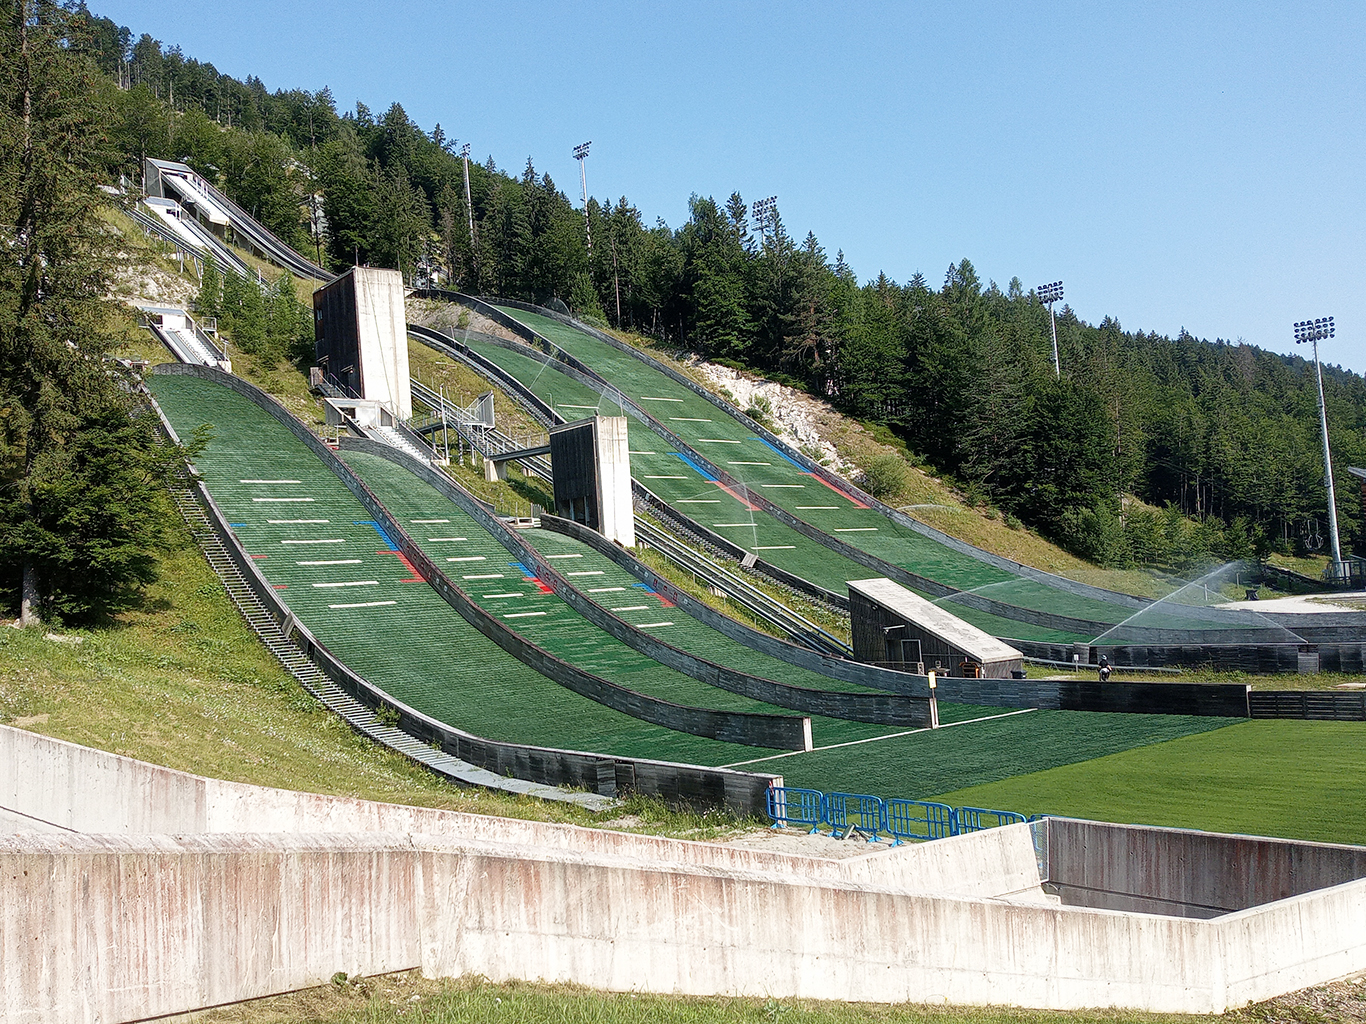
933, 719, 1366, 845
185, 974, 1218, 1024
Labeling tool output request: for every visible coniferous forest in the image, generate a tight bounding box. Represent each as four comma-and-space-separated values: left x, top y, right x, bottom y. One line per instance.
3, 1, 1364, 624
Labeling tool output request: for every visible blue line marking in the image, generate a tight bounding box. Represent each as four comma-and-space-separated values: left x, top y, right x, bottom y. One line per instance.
758, 438, 809, 471
228, 523, 246, 528
672, 451, 717, 482
354, 520, 399, 551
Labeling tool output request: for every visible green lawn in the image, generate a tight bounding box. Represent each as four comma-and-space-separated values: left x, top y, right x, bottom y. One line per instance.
933, 719, 1366, 845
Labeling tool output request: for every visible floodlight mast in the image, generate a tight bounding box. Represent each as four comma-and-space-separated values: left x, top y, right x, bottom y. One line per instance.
1037, 281, 1064, 378
1293, 316, 1345, 578
459, 143, 477, 284
574, 142, 592, 257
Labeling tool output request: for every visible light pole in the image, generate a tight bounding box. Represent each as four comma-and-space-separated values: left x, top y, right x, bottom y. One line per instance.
751, 196, 776, 248
1293, 316, 1346, 579
459, 143, 477, 286
1037, 281, 1064, 378
573, 141, 592, 257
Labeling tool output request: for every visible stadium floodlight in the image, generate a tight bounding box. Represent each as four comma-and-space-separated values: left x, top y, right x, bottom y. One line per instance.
1037, 280, 1064, 378
751, 196, 777, 247
458, 143, 477, 283
1293, 316, 1346, 579
574, 142, 593, 256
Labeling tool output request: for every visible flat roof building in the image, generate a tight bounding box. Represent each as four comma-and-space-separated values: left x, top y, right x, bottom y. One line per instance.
848, 577, 1023, 678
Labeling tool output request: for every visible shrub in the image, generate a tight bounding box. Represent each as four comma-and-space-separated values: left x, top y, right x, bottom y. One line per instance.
863, 453, 907, 499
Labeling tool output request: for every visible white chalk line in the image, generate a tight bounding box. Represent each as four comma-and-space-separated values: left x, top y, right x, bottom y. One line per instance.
717, 708, 1038, 768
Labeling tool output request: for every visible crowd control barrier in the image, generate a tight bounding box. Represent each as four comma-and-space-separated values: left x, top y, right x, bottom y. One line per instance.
767, 786, 1030, 844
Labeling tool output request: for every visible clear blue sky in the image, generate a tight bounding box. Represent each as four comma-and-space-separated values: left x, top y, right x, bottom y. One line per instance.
100, 1, 1365, 372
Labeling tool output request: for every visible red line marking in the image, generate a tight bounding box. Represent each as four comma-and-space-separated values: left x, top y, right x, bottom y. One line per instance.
711, 480, 760, 511
390, 550, 424, 582
522, 577, 554, 594
273, 584, 288, 589
250, 554, 267, 560
805, 473, 869, 508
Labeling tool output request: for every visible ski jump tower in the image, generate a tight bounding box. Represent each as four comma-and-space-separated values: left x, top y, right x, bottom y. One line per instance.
313, 267, 412, 422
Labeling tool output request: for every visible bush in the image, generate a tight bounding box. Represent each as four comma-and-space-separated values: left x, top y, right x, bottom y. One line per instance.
862, 453, 907, 499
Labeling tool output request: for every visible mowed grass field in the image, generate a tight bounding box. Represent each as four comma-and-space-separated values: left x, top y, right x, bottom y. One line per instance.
935, 719, 1366, 845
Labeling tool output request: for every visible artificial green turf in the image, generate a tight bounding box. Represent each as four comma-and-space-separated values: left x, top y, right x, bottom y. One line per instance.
148, 373, 760, 765
146, 372, 1249, 814
461, 334, 1091, 643
713, 707, 1238, 802
930, 719, 1366, 845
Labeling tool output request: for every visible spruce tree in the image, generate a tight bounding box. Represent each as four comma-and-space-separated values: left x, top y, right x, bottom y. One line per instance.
0, 0, 177, 623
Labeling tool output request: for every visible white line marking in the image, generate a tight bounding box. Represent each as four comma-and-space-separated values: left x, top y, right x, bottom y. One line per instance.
796, 506, 838, 510
543, 553, 582, 559
567, 570, 605, 577
698, 438, 742, 443
446, 556, 486, 562
713, 523, 758, 527
587, 586, 626, 592
329, 600, 397, 609
411, 518, 449, 523
640, 397, 684, 402
611, 605, 649, 612
719, 709, 1040, 768
241, 479, 301, 484
670, 417, 711, 422
638, 621, 674, 628
834, 527, 878, 532
629, 450, 657, 455
281, 539, 344, 545
428, 537, 467, 542
297, 559, 362, 566
464, 573, 504, 579
253, 497, 315, 502
729, 461, 770, 466
559, 404, 598, 409
676, 499, 720, 503
269, 519, 329, 523
482, 592, 523, 599
754, 545, 795, 550
312, 580, 379, 588
503, 611, 547, 619
761, 484, 805, 488
645, 475, 687, 479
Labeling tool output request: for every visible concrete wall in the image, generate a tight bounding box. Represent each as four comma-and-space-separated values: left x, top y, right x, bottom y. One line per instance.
354, 267, 411, 419
4, 727, 1366, 1020
596, 415, 635, 548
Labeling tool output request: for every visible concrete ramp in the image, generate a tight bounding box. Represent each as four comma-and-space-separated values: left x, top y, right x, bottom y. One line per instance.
3, 725, 1364, 1021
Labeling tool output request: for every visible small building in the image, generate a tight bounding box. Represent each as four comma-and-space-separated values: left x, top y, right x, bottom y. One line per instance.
548, 416, 634, 548
848, 577, 1024, 678
313, 267, 411, 421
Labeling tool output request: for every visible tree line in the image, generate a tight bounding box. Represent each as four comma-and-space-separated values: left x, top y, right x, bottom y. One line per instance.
70, 5, 1366, 572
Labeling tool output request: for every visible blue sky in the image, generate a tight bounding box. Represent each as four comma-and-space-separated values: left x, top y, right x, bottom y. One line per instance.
102, 1, 1364, 371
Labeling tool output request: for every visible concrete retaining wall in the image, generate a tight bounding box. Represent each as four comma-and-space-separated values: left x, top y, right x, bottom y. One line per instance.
4, 726, 1366, 1020
1045, 818, 1366, 916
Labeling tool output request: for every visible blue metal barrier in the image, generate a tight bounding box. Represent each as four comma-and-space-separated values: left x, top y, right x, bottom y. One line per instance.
956, 806, 1028, 833
765, 787, 1030, 844
766, 787, 826, 833
885, 799, 958, 843
827, 792, 886, 842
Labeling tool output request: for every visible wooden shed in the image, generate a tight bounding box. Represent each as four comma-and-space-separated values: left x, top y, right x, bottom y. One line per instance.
848, 577, 1024, 678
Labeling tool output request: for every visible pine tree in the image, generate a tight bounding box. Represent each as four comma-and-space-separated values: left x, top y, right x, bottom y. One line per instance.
0, 0, 178, 623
